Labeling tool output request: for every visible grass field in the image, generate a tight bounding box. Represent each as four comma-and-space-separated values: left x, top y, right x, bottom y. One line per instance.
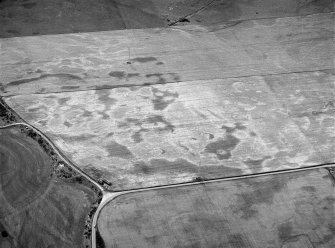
97, 168, 335, 248
0, 126, 99, 248
5, 71, 334, 190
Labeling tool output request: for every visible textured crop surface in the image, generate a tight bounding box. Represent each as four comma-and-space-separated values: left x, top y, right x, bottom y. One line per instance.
5, 71, 335, 190
1, 13, 334, 97
1, 11, 334, 190
0, 126, 98, 248
98, 168, 335, 248
1, 1, 334, 248
2, 13, 334, 190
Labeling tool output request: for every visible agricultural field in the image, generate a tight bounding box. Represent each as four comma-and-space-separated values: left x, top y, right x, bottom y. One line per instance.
0, 0, 333, 38
97, 168, 335, 248
1, 12, 334, 97
2, 11, 334, 190
0, 126, 100, 248
4, 70, 335, 190
156, 0, 334, 25
0, 1, 334, 247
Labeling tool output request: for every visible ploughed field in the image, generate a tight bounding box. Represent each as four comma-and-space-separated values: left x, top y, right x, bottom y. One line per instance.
0, 126, 99, 248
97, 168, 335, 248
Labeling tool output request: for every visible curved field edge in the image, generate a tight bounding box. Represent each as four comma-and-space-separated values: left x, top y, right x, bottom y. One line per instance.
0, 122, 103, 247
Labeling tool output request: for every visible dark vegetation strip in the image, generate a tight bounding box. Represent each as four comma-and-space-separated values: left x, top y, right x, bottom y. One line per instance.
0, 97, 23, 125
96, 228, 106, 248
327, 167, 335, 181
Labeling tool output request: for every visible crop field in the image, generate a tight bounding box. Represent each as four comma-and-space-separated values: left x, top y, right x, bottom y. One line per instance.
1, 12, 333, 97
1, 10, 334, 190
4, 70, 334, 190
0, 126, 99, 248
97, 168, 335, 248
0, 1, 334, 247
